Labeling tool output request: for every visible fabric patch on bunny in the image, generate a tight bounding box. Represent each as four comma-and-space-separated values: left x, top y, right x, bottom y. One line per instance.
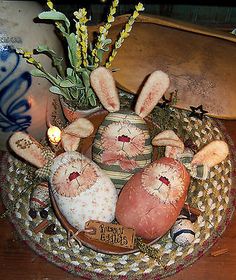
90, 67, 170, 191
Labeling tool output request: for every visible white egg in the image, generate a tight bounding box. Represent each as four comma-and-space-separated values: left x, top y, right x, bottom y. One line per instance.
50, 151, 118, 230
170, 215, 195, 246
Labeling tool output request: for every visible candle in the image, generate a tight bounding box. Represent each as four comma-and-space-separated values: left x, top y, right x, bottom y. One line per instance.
47, 125, 61, 145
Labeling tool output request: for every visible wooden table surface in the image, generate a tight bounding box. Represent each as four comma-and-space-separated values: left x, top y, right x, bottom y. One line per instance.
0, 120, 236, 280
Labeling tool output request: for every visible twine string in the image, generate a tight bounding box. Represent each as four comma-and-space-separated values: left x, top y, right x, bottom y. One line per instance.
67, 228, 94, 248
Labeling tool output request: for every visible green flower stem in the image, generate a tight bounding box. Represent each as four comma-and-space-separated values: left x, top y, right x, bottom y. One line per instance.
16, 0, 144, 107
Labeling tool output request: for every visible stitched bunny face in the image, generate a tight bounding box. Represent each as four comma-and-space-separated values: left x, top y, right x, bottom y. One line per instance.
90, 67, 170, 191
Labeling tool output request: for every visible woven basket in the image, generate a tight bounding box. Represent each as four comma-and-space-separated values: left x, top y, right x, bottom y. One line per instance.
1, 106, 236, 280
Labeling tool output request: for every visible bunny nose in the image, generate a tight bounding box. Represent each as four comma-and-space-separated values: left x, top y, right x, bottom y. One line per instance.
69, 172, 80, 181
159, 176, 170, 186
118, 135, 131, 143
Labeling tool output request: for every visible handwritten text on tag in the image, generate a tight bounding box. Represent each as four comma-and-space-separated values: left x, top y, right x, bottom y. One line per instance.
84, 220, 136, 249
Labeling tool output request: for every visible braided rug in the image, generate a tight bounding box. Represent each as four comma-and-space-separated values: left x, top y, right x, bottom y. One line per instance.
0, 106, 236, 279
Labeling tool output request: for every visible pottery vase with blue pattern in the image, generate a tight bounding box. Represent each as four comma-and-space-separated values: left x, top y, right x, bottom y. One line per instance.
0, 1, 63, 150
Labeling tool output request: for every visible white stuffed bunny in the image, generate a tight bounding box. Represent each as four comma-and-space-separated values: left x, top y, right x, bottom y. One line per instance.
9, 118, 118, 231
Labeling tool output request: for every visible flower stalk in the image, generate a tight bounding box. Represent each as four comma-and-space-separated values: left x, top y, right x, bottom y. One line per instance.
16, 0, 144, 109
105, 3, 144, 68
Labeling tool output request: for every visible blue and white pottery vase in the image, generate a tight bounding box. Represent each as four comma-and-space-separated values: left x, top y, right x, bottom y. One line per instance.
0, 1, 63, 150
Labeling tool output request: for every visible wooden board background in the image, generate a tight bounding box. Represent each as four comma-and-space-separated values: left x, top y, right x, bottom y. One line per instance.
91, 15, 236, 119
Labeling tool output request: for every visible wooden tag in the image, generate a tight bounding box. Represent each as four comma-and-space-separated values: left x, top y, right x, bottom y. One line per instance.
84, 220, 136, 249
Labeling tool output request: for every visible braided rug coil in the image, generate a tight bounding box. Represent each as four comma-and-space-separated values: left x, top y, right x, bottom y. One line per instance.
0, 108, 236, 280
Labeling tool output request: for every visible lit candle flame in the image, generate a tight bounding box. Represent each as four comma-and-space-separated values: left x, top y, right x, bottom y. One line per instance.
47, 125, 61, 145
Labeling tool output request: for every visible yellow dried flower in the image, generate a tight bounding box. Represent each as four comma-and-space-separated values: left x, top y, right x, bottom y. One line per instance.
135, 3, 144, 11
109, 7, 116, 16
26, 57, 35, 64
125, 23, 132, 33
107, 15, 115, 23
92, 0, 119, 66
75, 9, 89, 67
23, 51, 33, 58
120, 30, 129, 39
105, 2, 144, 68
17, 48, 43, 70
74, 9, 88, 24
47, 0, 54, 10
132, 10, 140, 19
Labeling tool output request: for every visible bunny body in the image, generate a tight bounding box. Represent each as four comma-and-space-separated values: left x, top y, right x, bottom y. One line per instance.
90, 67, 170, 191
93, 110, 153, 191
50, 151, 117, 230
9, 118, 118, 231
115, 157, 190, 240
115, 133, 229, 240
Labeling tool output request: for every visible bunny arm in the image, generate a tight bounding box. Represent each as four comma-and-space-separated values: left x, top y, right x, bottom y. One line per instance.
152, 130, 184, 159
135, 70, 170, 118
9, 131, 48, 168
61, 118, 94, 152
152, 130, 229, 169
191, 140, 229, 168
90, 67, 120, 112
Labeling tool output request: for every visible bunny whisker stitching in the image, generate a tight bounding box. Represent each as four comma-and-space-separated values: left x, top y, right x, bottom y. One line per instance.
154, 181, 163, 192
164, 185, 171, 204
131, 131, 146, 141
78, 154, 90, 174
128, 140, 151, 166
91, 141, 114, 157
127, 126, 132, 135
80, 162, 93, 174
162, 167, 173, 174
122, 150, 137, 169
117, 123, 132, 134
117, 123, 123, 132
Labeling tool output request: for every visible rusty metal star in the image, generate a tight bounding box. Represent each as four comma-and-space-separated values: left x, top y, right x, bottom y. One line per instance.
189, 105, 208, 120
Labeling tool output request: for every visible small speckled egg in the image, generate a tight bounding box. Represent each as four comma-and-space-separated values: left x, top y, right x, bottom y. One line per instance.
50, 151, 118, 231
92, 110, 153, 191
30, 182, 50, 211
170, 215, 195, 246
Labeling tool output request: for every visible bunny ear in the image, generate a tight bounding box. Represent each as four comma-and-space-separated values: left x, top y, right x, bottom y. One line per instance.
90, 67, 120, 112
61, 118, 94, 152
61, 134, 80, 152
152, 130, 184, 149
135, 70, 170, 118
9, 132, 48, 168
152, 130, 184, 159
191, 140, 229, 168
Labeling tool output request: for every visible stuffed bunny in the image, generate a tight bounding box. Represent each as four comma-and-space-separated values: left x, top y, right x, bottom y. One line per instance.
90, 67, 170, 191
116, 130, 229, 240
9, 118, 118, 231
